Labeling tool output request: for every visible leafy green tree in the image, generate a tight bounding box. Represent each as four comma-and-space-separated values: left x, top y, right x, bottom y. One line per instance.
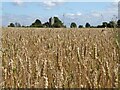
70, 22, 77, 28
35, 19, 41, 24
8, 23, 15, 27
78, 25, 83, 28
30, 19, 43, 27
102, 22, 108, 28
107, 21, 117, 28
49, 17, 64, 28
85, 22, 90, 28
53, 22, 61, 28
15, 22, 21, 27
43, 22, 50, 28
109, 21, 116, 28
117, 19, 120, 28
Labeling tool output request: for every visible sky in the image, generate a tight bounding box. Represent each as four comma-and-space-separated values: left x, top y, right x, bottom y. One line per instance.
1, 1, 119, 27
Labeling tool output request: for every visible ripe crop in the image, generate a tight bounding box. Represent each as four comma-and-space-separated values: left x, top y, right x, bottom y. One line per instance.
1, 27, 119, 88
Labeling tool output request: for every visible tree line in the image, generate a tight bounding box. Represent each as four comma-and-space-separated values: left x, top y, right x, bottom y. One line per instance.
8, 16, 120, 28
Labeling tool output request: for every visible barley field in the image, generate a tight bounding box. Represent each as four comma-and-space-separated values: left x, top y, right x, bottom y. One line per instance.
1, 27, 120, 88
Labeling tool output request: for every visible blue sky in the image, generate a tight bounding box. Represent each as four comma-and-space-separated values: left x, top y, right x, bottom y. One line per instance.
2, 1, 118, 27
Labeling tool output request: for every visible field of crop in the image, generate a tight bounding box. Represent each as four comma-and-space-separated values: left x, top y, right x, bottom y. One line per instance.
1, 27, 119, 88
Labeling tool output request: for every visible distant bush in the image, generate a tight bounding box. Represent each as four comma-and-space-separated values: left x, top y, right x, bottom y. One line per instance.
78, 25, 83, 28
70, 22, 77, 28
43, 22, 50, 28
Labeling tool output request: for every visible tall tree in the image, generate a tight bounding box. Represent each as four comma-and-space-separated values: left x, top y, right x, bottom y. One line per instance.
107, 21, 117, 28
43, 22, 50, 28
35, 19, 42, 25
70, 22, 77, 28
49, 17, 64, 28
15, 22, 21, 27
117, 20, 120, 28
30, 19, 43, 27
8, 23, 15, 27
85, 22, 90, 28
102, 22, 108, 28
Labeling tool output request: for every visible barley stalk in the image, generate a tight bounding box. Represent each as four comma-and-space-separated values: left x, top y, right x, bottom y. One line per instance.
2, 28, 118, 88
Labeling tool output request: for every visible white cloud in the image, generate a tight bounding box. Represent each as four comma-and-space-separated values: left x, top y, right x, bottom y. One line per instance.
66, 13, 75, 16
63, 12, 82, 20
65, 12, 82, 17
114, 0, 119, 2
76, 12, 82, 16
91, 12, 101, 17
43, 1, 56, 7
42, 0, 64, 9
13, 0, 23, 5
